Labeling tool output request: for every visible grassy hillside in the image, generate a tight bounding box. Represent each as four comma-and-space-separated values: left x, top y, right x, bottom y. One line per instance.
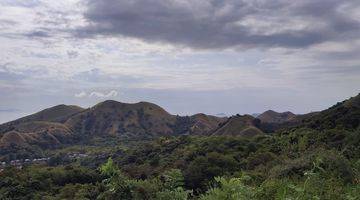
64, 100, 224, 138
212, 114, 264, 137
0, 101, 224, 158
65, 100, 177, 138
188, 113, 226, 135
257, 110, 296, 124
0, 104, 84, 134
0, 121, 75, 160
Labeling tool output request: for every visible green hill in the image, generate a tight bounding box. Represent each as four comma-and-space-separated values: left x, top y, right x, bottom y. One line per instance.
299, 94, 360, 130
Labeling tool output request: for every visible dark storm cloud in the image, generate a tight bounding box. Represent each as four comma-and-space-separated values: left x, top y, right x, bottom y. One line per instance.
78, 0, 360, 49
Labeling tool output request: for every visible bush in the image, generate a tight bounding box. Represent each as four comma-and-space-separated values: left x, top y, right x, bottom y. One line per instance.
200, 176, 255, 200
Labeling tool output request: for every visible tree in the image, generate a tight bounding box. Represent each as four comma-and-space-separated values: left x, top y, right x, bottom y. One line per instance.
98, 158, 132, 200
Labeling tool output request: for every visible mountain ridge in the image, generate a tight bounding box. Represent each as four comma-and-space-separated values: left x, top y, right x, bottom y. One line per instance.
1, 94, 359, 158
0, 100, 226, 152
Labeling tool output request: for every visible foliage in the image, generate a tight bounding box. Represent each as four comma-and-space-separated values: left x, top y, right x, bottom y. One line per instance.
96, 158, 192, 200
200, 176, 255, 200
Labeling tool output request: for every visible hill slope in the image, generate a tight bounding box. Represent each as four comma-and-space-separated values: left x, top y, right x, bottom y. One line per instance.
258, 94, 360, 133
257, 110, 296, 124
0, 122, 73, 149
64, 100, 225, 138
0, 100, 225, 153
188, 113, 226, 135
212, 114, 264, 137
0, 104, 84, 134
299, 94, 360, 130
65, 100, 177, 138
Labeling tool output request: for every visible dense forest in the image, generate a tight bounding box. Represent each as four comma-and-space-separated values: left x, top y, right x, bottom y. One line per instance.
0, 94, 359, 199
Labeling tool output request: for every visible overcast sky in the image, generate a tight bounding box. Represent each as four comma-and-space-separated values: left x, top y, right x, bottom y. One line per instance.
0, 0, 360, 123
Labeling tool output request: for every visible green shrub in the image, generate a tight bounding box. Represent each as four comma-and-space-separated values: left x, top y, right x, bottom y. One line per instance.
200, 176, 255, 200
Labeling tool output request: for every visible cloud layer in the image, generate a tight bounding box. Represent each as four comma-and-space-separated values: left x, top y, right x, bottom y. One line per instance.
80, 0, 360, 49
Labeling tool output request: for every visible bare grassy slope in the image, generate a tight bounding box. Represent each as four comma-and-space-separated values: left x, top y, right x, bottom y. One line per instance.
0, 100, 225, 149
257, 110, 296, 124
65, 100, 225, 137
0, 104, 84, 134
212, 115, 264, 137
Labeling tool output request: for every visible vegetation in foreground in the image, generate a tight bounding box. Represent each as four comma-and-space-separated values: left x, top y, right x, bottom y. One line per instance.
1, 128, 359, 199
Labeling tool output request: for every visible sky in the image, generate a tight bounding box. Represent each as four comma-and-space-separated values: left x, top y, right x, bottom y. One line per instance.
0, 0, 360, 123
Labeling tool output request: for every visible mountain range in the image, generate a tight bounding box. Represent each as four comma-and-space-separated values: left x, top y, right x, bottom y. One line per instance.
0, 100, 226, 150
1, 94, 359, 155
